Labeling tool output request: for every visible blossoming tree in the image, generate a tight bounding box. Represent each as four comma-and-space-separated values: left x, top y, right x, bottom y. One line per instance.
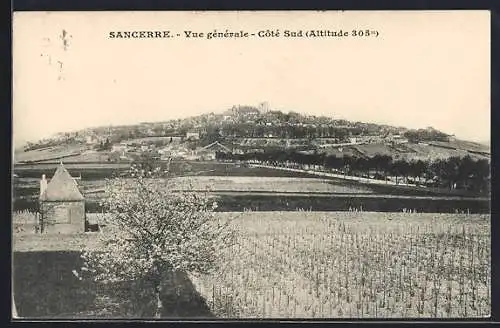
80, 163, 236, 317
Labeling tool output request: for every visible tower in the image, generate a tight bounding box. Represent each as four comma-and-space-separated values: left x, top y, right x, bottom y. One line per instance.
258, 101, 270, 113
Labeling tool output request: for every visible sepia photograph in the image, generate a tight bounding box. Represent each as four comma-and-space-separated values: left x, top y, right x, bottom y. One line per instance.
12, 10, 491, 319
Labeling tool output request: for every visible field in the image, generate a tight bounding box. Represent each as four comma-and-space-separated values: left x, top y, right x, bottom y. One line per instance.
13, 161, 321, 179
430, 140, 490, 154
324, 142, 490, 162
190, 212, 491, 318
125, 136, 183, 144
170, 176, 373, 194
401, 144, 487, 161
14, 162, 130, 172
34, 150, 112, 163
14, 145, 90, 163
353, 144, 397, 157
13, 211, 491, 318
13, 170, 490, 214
12, 250, 213, 318
13, 176, 374, 195
11, 159, 492, 318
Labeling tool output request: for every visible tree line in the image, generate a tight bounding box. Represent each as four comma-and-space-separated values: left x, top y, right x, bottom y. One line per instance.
216, 150, 490, 194
216, 123, 354, 140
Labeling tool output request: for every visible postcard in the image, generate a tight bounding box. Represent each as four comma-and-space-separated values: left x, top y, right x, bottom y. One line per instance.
12, 10, 491, 320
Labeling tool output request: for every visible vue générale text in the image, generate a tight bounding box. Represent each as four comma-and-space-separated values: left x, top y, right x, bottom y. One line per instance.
108, 29, 379, 39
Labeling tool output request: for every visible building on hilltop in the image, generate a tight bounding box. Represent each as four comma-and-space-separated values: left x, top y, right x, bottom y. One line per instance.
258, 101, 270, 113
111, 142, 129, 153
186, 131, 200, 141
39, 162, 86, 234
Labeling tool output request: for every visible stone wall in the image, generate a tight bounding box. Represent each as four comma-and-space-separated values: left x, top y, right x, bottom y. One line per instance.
40, 201, 85, 234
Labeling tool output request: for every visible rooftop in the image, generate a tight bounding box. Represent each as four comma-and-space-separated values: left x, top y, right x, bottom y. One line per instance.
39, 162, 84, 202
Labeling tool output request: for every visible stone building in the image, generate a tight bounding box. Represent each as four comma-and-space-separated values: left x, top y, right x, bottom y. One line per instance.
39, 163, 86, 234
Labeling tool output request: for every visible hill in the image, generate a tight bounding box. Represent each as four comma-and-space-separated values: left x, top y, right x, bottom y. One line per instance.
14, 104, 490, 164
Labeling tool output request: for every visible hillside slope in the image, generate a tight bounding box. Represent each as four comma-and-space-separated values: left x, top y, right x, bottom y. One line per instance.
15, 106, 489, 164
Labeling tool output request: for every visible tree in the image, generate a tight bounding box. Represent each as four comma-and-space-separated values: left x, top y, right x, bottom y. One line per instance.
105, 138, 111, 150
457, 155, 476, 189
351, 157, 367, 178
429, 159, 446, 187
79, 166, 237, 318
396, 159, 412, 185
98, 138, 112, 151
410, 160, 428, 185
201, 126, 223, 146
324, 155, 342, 171
442, 156, 462, 190
472, 158, 490, 193
390, 159, 410, 185
372, 155, 391, 182
342, 155, 354, 177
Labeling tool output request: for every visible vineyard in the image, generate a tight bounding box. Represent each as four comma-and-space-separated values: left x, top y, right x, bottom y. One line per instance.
190, 212, 491, 318
12, 211, 490, 318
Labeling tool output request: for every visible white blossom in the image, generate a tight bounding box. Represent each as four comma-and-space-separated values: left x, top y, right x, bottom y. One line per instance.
79, 169, 237, 316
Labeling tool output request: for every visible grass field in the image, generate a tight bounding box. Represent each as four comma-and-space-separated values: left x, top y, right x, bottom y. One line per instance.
13, 172, 490, 213
190, 212, 491, 318
13, 250, 213, 318
430, 140, 490, 154
13, 161, 318, 180
353, 144, 396, 157
13, 211, 490, 318
14, 162, 130, 172
352, 142, 489, 162
13, 174, 375, 204
34, 150, 112, 163
169, 176, 373, 194
12, 218, 213, 318
324, 142, 489, 162
14, 145, 90, 163
401, 144, 486, 161
13, 176, 373, 195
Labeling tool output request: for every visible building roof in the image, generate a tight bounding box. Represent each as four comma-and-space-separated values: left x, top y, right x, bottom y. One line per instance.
199, 141, 231, 153
40, 163, 84, 201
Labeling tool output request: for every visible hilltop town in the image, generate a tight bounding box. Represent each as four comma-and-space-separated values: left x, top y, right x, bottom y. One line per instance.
15, 103, 490, 165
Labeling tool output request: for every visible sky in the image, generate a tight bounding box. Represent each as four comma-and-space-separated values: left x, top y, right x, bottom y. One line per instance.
13, 11, 490, 147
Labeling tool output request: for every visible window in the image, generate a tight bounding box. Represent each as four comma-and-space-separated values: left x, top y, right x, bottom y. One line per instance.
53, 205, 71, 224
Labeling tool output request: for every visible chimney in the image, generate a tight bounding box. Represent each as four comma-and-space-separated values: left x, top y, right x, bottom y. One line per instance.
40, 174, 47, 197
